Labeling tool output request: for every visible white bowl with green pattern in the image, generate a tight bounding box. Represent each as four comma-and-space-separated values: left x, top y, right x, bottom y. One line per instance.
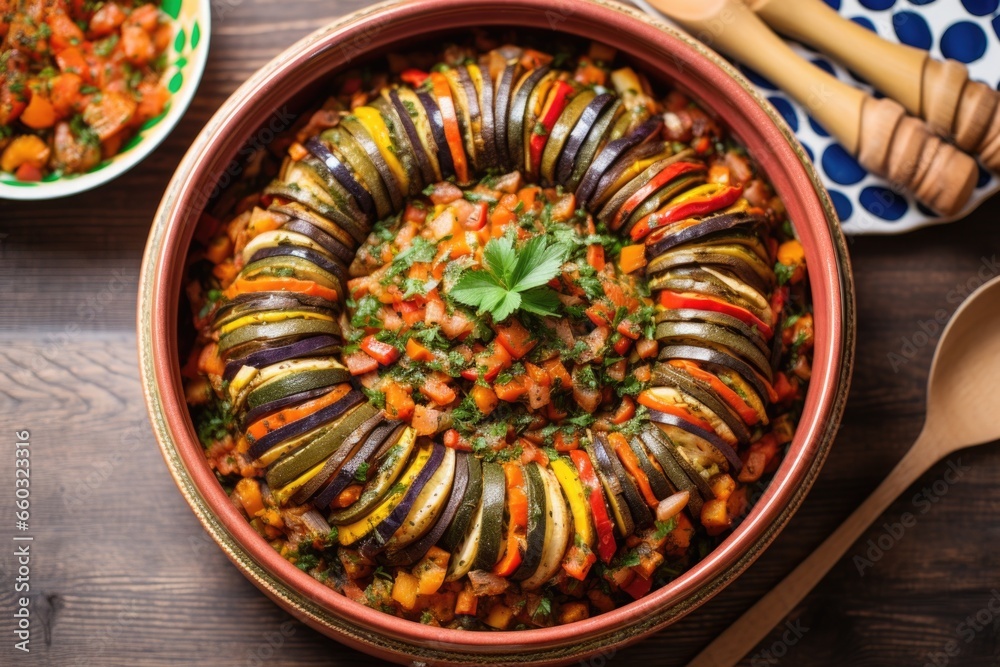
0, 0, 211, 201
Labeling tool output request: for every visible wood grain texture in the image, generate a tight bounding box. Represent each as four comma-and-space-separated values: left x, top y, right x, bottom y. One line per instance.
2, 1, 1000, 665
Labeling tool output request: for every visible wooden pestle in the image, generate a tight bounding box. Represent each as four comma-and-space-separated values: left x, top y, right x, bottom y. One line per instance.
646, 0, 978, 216
745, 0, 1000, 171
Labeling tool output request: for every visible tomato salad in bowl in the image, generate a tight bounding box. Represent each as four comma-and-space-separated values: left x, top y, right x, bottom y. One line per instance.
179, 37, 814, 631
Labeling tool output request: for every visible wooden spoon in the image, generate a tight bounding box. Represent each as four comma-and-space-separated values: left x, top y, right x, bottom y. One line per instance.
644, 0, 978, 217
743, 0, 1000, 171
689, 275, 1000, 666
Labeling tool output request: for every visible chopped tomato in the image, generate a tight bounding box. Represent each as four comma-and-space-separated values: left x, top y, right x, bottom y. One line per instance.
344, 350, 379, 376
495, 319, 536, 359
360, 335, 400, 366
421, 372, 457, 406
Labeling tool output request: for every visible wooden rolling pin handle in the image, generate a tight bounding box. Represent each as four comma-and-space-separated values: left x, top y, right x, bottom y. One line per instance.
857, 97, 978, 216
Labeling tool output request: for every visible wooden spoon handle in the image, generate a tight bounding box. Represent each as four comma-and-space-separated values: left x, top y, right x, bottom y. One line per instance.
646, 0, 978, 216
688, 433, 941, 667
747, 0, 1000, 170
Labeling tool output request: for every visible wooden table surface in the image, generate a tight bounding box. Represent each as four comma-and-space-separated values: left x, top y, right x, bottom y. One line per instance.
3, 1, 1000, 665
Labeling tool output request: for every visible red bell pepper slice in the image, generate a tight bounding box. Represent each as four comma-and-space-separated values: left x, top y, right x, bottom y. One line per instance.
611, 161, 705, 230
360, 335, 400, 366
528, 80, 574, 175
657, 290, 773, 339
570, 450, 617, 564
400, 68, 429, 87
630, 183, 744, 241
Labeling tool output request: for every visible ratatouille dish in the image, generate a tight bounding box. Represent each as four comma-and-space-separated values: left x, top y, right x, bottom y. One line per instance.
181, 36, 813, 630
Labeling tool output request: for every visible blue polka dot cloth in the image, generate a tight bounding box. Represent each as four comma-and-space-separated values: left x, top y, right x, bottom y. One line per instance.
630, 0, 1000, 234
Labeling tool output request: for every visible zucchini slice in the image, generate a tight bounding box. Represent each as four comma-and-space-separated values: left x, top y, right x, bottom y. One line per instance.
470, 461, 506, 571
639, 423, 705, 518
595, 432, 653, 529
246, 387, 361, 463
511, 461, 547, 582
265, 401, 380, 488
540, 88, 596, 186
440, 454, 483, 552
625, 436, 673, 501
520, 466, 570, 590
585, 438, 634, 539
446, 486, 485, 582
300, 418, 401, 507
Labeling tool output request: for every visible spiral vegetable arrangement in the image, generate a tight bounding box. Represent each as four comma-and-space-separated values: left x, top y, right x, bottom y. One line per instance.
184, 38, 813, 629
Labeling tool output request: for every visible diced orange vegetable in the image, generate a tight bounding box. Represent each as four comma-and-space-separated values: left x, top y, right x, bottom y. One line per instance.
384, 381, 415, 421
83, 90, 136, 140
586, 244, 605, 271
495, 374, 529, 402
391, 571, 420, 610
470, 384, 498, 415
411, 404, 448, 435
455, 585, 478, 616
20, 92, 56, 129
495, 319, 536, 359
553, 430, 580, 452
619, 244, 647, 274
196, 342, 225, 378
234, 478, 265, 517
484, 603, 514, 630
421, 371, 457, 406
542, 358, 572, 390
1, 135, 50, 173
405, 338, 435, 362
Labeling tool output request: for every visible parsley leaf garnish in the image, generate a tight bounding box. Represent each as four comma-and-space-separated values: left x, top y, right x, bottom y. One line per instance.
450, 236, 565, 322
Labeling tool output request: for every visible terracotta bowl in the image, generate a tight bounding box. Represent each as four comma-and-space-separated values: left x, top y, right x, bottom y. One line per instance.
138, 0, 855, 663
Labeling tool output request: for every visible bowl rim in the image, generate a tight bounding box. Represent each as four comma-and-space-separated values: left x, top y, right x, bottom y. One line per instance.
0, 0, 212, 201
138, 0, 855, 663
